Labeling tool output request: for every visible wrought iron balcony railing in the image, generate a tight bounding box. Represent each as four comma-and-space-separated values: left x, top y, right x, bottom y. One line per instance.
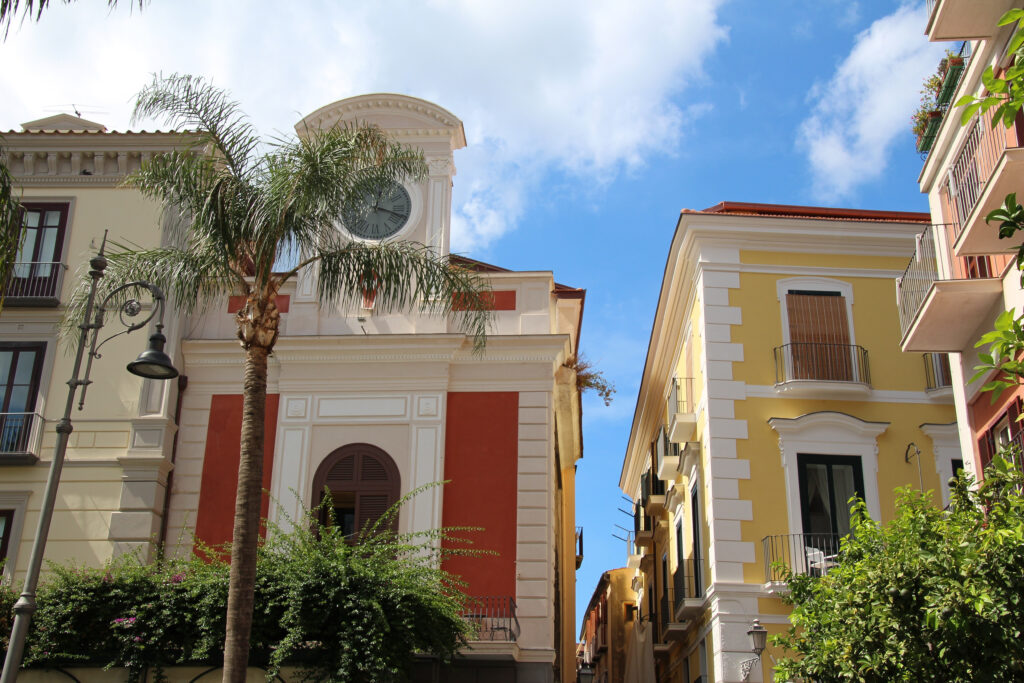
672, 558, 703, 607
669, 377, 694, 415
640, 469, 665, 502
633, 502, 653, 537
461, 596, 520, 642
575, 526, 584, 569
4, 262, 67, 305
762, 533, 842, 583
773, 343, 870, 385
0, 412, 41, 458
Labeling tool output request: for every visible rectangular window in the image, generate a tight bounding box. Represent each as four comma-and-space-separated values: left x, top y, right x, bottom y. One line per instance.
978, 398, 1024, 471
9, 203, 68, 301
797, 454, 865, 538
0, 343, 45, 454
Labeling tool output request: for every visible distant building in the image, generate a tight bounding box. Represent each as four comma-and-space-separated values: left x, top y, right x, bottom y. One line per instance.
1, 96, 585, 683
578, 568, 636, 683
620, 202, 960, 682
897, 0, 1024, 487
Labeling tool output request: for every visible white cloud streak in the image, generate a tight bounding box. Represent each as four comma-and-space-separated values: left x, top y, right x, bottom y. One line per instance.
0, 0, 728, 253
798, 3, 946, 200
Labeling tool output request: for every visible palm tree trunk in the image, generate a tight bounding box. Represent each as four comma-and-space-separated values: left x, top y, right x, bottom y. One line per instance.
222, 343, 269, 682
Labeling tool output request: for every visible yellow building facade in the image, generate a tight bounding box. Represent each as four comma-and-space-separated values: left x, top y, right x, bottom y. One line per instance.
619, 203, 961, 683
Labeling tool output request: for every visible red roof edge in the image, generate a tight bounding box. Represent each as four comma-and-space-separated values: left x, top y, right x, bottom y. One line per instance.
698, 201, 931, 223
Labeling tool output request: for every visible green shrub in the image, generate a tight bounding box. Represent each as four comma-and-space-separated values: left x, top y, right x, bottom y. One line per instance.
3, 493, 476, 683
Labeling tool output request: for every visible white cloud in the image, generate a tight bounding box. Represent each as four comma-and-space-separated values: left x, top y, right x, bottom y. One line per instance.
798, 3, 946, 199
0, 0, 728, 253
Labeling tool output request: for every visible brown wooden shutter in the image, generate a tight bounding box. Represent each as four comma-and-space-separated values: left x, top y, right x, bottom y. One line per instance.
311, 444, 400, 539
786, 292, 851, 381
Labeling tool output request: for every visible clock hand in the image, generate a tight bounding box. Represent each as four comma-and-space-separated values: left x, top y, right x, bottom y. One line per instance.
375, 207, 406, 218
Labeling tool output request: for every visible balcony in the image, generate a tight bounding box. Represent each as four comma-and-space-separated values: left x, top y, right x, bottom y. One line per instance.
672, 559, 704, 622
898, 224, 1010, 352
640, 469, 665, 514
773, 343, 870, 398
944, 108, 1024, 257
461, 596, 520, 642
633, 502, 655, 549
762, 533, 842, 591
654, 427, 679, 481
575, 526, 584, 569
926, 0, 1016, 41
4, 261, 66, 307
0, 412, 42, 465
924, 353, 953, 393
667, 377, 696, 443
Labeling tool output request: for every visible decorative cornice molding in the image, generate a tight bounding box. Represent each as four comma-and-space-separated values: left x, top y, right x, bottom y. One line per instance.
768, 410, 890, 439
295, 94, 466, 148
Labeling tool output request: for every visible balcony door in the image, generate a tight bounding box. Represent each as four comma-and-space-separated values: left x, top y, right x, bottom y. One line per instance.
786, 290, 853, 381
0, 343, 45, 453
11, 204, 67, 299
797, 454, 864, 538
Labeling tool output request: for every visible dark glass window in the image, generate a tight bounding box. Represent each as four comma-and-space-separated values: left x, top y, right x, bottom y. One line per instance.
0, 343, 45, 453
798, 454, 865, 537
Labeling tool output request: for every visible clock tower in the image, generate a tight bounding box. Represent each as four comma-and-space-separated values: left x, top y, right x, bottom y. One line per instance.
295, 94, 466, 256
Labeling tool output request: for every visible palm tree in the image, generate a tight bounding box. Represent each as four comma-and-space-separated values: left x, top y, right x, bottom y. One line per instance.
0, 0, 144, 37
93, 74, 492, 681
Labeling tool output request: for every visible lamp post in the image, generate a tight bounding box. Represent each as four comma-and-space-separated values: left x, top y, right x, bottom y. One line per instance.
741, 618, 768, 682
0, 238, 178, 683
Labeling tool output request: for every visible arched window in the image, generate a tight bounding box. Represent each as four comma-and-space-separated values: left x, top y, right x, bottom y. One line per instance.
311, 443, 400, 538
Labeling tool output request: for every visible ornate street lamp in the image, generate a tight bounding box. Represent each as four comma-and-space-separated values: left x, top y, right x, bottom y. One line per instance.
741, 618, 768, 681
0, 237, 179, 682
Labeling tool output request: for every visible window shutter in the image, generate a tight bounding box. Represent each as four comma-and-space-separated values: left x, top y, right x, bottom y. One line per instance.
786, 292, 851, 381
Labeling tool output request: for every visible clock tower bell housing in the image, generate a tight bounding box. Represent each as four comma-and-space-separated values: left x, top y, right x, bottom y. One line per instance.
295, 93, 466, 256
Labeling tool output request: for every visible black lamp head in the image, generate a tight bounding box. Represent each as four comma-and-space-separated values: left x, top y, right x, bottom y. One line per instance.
126, 329, 179, 380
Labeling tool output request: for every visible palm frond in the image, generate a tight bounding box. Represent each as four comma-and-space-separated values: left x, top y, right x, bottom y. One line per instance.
313, 241, 493, 350
131, 74, 258, 179
1, 0, 144, 38
60, 244, 241, 340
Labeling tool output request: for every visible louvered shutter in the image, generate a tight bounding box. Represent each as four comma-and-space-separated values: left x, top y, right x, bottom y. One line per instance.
311, 444, 401, 540
786, 292, 852, 381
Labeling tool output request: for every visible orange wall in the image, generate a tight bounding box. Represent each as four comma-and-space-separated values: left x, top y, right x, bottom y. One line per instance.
442, 391, 519, 597
194, 394, 279, 549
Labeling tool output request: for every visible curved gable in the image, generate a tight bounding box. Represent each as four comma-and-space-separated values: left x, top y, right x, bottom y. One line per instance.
295, 93, 466, 149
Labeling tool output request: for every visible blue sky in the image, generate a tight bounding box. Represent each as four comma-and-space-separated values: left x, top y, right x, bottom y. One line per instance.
0, 0, 951, 630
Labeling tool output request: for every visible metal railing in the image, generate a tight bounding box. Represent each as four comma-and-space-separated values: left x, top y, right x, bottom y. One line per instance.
0, 412, 40, 454
924, 353, 953, 390
575, 526, 584, 568
773, 343, 870, 384
669, 377, 694, 415
653, 427, 679, 475
672, 558, 702, 607
762, 533, 842, 583
4, 262, 66, 303
947, 104, 1019, 240
461, 596, 520, 642
897, 224, 1015, 339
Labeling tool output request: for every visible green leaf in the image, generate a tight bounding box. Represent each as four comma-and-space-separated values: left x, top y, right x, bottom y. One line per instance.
998, 8, 1024, 25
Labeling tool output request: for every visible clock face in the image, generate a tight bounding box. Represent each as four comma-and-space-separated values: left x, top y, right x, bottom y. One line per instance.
342, 181, 412, 240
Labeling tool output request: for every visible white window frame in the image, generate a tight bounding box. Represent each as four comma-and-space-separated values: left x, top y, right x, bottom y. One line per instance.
920, 422, 963, 507
775, 277, 856, 347
768, 411, 888, 536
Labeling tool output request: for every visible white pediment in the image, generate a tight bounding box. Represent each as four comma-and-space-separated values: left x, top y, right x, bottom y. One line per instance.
21, 113, 107, 132
296, 94, 466, 149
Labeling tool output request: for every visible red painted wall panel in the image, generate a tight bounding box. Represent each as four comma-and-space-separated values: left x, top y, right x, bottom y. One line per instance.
194, 394, 279, 550
227, 294, 290, 314
442, 392, 519, 598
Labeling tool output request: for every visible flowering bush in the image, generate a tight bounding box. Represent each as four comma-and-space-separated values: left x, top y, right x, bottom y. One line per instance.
4, 492, 477, 682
